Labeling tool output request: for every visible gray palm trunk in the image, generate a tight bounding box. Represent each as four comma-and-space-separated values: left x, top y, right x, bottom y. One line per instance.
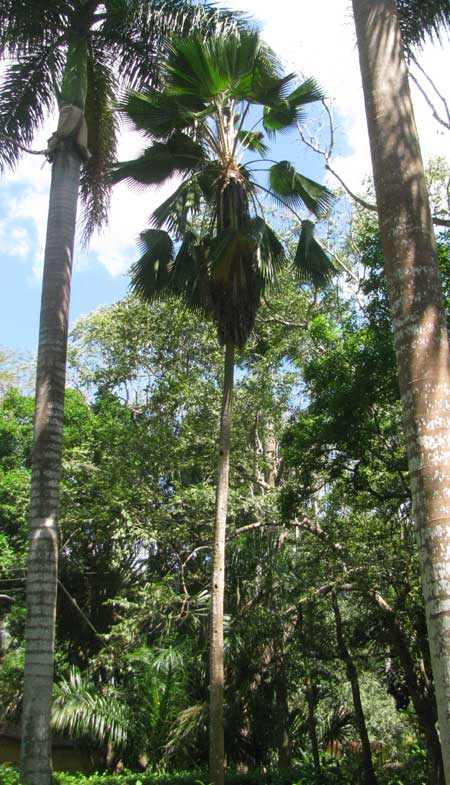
209, 340, 234, 785
20, 142, 81, 785
352, 1, 450, 782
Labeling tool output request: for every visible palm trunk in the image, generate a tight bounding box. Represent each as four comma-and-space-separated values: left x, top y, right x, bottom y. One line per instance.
20, 143, 81, 785
209, 341, 235, 785
305, 677, 320, 774
352, 2, 450, 781
332, 595, 377, 785
275, 644, 291, 771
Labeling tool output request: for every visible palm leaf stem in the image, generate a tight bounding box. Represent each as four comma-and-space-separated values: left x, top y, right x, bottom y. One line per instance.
214, 103, 229, 158
232, 101, 251, 158
246, 158, 279, 166
248, 188, 266, 220
200, 121, 222, 158
252, 181, 303, 222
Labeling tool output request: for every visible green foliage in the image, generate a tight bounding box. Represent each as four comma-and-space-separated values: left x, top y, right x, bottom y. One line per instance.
115, 28, 334, 348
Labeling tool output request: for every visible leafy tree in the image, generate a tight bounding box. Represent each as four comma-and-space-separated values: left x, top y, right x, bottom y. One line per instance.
351, 2, 450, 781
0, 4, 235, 782
113, 29, 334, 785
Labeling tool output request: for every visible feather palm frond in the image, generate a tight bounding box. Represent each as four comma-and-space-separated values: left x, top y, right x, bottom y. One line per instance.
80, 46, 118, 243
52, 668, 129, 750
0, 46, 63, 171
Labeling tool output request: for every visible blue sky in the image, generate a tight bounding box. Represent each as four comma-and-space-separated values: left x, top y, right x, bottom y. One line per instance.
1, 0, 449, 355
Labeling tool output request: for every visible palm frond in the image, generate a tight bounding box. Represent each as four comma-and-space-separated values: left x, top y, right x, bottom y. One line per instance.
171, 230, 212, 313
117, 88, 204, 139
80, 47, 118, 243
237, 130, 268, 155
164, 702, 208, 760
396, 0, 450, 50
320, 704, 354, 749
294, 219, 335, 287
151, 177, 202, 237
130, 229, 174, 301
111, 132, 205, 188
269, 161, 334, 216
245, 216, 286, 284
101, 0, 242, 91
52, 668, 129, 750
164, 34, 233, 99
0, 0, 65, 55
0, 46, 63, 170
263, 77, 325, 134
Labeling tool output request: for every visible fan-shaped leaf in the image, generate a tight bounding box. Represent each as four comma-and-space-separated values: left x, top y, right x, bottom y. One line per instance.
118, 88, 205, 139
130, 230, 174, 300
238, 130, 268, 155
246, 217, 286, 283
151, 177, 202, 237
294, 219, 335, 287
111, 132, 204, 187
269, 161, 334, 216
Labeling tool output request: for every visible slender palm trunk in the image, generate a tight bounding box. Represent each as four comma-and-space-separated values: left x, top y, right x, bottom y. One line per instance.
209, 341, 235, 785
20, 143, 81, 785
305, 678, 320, 774
332, 595, 377, 785
352, 2, 450, 781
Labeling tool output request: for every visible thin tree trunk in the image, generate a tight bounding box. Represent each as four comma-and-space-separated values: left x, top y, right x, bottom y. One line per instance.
20, 143, 81, 785
275, 642, 291, 771
332, 595, 377, 785
352, 3, 450, 782
305, 677, 321, 775
370, 591, 444, 785
209, 341, 235, 785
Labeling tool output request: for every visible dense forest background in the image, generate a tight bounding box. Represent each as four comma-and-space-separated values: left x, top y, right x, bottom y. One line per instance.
2, 164, 450, 784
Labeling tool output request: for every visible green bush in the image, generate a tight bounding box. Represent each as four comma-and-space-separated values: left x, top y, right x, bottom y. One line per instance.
0, 766, 20, 785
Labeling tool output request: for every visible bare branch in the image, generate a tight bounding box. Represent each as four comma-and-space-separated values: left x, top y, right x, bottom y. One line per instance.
296, 103, 450, 229
410, 56, 450, 131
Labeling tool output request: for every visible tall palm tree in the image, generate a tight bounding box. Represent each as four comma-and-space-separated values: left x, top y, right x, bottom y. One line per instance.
112, 29, 334, 785
0, 4, 234, 784
351, 1, 450, 783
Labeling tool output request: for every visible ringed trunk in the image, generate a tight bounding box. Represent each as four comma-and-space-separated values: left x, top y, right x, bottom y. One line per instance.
20, 143, 81, 785
209, 341, 235, 785
352, 2, 450, 781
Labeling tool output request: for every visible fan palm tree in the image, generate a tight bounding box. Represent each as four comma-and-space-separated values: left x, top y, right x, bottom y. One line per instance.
113, 29, 334, 785
0, 4, 235, 784
351, 1, 450, 782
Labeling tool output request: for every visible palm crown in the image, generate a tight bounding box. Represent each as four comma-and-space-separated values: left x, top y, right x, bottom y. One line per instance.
113, 29, 335, 347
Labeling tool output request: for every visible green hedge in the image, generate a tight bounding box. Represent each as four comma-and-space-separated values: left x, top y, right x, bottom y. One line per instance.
0, 767, 305, 785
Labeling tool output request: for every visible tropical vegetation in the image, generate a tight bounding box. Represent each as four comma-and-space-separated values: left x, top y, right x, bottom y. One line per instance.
112, 27, 334, 785
1, 2, 450, 785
